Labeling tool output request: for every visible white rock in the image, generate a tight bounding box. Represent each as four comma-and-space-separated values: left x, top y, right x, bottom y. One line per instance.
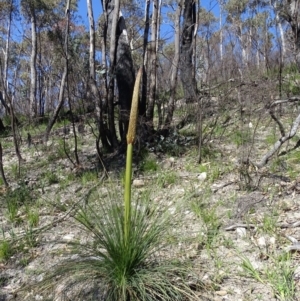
269, 237, 276, 245
198, 172, 207, 181
62, 234, 74, 241
294, 266, 300, 279
132, 179, 145, 187
257, 236, 266, 247
236, 227, 247, 238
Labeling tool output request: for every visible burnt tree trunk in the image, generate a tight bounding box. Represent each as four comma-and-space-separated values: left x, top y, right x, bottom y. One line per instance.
180, 0, 196, 103
106, 0, 135, 145
115, 14, 135, 141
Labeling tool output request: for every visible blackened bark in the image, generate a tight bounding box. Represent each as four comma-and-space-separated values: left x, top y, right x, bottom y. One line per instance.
115, 15, 135, 140
180, 0, 196, 103
0, 143, 9, 187
164, 1, 182, 127
140, 0, 150, 117
106, 0, 135, 144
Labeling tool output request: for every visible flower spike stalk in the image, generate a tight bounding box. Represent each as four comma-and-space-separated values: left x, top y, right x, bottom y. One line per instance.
124, 67, 143, 245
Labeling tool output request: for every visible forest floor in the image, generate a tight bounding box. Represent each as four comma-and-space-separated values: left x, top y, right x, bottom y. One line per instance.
1, 105, 300, 301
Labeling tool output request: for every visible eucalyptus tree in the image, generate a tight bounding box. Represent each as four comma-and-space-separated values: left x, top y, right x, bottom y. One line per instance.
146, 0, 159, 125
224, 0, 249, 74
0, 0, 17, 116
275, 0, 300, 68
164, 0, 182, 127
44, 0, 72, 141
181, 0, 196, 103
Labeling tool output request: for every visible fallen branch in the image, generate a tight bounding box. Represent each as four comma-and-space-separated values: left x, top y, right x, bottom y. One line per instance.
225, 220, 300, 231
255, 112, 300, 168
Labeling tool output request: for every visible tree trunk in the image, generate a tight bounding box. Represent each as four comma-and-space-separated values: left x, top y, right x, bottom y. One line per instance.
106, 0, 135, 147
146, 0, 159, 125
2, 0, 13, 116
164, 1, 182, 127
87, 0, 110, 150
45, 0, 71, 141
106, 0, 120, 148
30, 7, 37, 118
115, 11, 135, 141
140, 0, 150, 118
0, 143, 9, 188
180, 0, 196, 103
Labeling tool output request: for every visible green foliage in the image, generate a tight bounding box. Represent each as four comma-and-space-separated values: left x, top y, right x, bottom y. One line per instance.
199, 144, 220, 160
191, 194, 221, 248
0, 239, 12, 262
156, 132, 186, 156
42, 170, 60, 185
265, 133, 277, 145
81, 170, 98, 185
26, 209, 39, 227
4, 184, 32, 223
282, 67, 300, 95
11, 163, 21, 180
39, 196, 197, 300
261, 212, 278, 234
231, 129, 251, 147
140, 156, 158, 172
157, 171, 177, 188
240, 255, 264, 284
266, 253, 296, 301
24, 227, 39, 248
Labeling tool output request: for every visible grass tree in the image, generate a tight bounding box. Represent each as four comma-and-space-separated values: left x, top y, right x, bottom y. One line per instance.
34, 67, 199, 300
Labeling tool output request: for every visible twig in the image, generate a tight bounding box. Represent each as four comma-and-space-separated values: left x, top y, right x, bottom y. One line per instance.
225, 220, 300, 231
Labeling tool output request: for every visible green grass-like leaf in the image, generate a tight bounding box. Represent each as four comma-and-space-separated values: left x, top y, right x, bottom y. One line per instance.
38, 196, 197, 300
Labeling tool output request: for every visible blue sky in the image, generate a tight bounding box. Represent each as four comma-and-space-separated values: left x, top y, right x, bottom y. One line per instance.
77, 0, 103, 27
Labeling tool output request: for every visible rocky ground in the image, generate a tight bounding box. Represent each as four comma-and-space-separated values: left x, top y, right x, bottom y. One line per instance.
1, 113, 300, 301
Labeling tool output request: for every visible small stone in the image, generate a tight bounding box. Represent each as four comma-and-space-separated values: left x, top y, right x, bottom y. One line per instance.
198, 172, 207, 181
294, 266, 300, 279
62, 234, 74, 241
257, 236, 266, 247
236, 227, 247, 238
36, 274, 44, 282
132, 179, 145, 187
269, 237, 276, 245
215, 290, 227, 296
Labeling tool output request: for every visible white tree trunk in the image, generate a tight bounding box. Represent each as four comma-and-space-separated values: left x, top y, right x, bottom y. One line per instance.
30, 11, 37, 118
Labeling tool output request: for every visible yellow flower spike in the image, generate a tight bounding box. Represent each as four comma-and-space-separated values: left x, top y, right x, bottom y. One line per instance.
124, 67, 143, 245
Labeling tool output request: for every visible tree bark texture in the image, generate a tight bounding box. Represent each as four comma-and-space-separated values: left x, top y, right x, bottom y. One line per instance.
146, 0, 159, 124
180, 0, 196, 103
45, 0, 71, 141
30, 5, 37, 118
87, 0, 110, 150
106, 0, 135, 144
140, 0, 150, 118
164, 1, 182, 127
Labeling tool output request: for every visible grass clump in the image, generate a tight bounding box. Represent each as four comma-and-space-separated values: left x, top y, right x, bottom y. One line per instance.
0, 239, 12, 262
38, 195, 198, 300
4, 184, 32, 223
140, 156, 158, 172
